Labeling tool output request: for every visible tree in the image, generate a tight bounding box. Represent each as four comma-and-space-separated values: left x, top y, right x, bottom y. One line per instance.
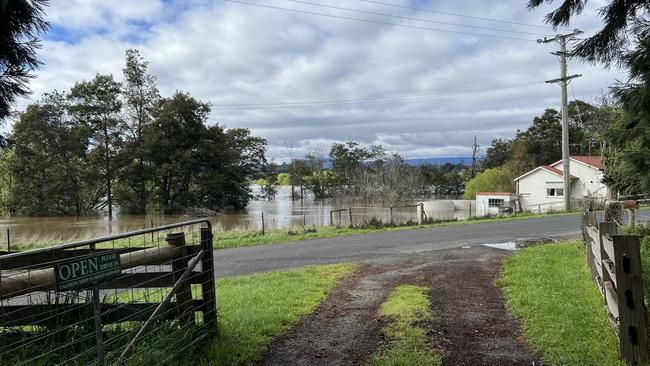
0, 149, 14, 213
330, 141, 384, 183
463, 167, 515, 199
482, 138, 512, 169
528, 0, 650, 191
117, 49, 160, 213
68, 74, 123, 218
0, 0, 48, 147
8, 92, 99, 215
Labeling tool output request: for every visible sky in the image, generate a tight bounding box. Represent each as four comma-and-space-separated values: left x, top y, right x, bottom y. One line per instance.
12, 0, 626, 161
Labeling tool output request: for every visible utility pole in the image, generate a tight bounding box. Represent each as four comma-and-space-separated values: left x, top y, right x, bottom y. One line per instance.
538, 29, 583, 212
470, 136, 479, 179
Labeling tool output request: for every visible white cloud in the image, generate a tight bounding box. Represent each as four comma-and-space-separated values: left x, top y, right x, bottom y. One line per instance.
12, 0, 627, 158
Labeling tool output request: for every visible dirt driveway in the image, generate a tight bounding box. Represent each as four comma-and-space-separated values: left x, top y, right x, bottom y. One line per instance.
259, 245, 542, 366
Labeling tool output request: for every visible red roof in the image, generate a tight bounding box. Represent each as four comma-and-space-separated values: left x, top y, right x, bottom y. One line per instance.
475, 192, 514, 196
551, 156, 604, 170
541, 165, 578, 179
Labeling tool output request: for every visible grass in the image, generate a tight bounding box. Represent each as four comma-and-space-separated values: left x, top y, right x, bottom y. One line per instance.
8, 210, 580, 252
371, 285, 441, 366
201, 263, 355, 365
497, 241, 626, 366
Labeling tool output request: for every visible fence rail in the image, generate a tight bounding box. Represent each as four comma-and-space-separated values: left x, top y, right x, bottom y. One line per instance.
0, 219, 216, 365
582, 211, 649, 364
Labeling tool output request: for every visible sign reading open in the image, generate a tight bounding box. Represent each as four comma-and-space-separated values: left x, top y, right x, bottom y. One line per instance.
55, 252, 121, 291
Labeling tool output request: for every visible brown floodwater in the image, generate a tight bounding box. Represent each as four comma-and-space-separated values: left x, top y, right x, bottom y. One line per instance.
0, 186, 472, 247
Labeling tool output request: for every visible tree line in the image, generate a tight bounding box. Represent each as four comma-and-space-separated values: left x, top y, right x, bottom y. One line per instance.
0, 50, 267, 216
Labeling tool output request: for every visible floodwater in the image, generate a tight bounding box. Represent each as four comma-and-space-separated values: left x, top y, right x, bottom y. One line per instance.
0, 186, 473, 247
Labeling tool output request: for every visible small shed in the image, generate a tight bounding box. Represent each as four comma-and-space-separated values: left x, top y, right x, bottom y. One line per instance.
475, 192, 517, 217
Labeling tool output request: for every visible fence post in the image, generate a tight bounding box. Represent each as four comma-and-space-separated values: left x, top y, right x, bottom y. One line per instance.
582, 212, 598, 281
599, 222, 617, 296
348, 208, 353, 228
469, 202, 472, 219
200, 227, 217, 328
6, 228, 9, 252
261, 212, 265, 235
329, 211, 334, 226
417, 203, 423, 225
613, 234, 649, 364
166, 232, 194, 326
389, 207, 393, 225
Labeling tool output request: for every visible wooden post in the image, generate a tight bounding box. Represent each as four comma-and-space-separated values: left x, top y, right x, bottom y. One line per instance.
303, 214, 306, 228
417, 203, 423, 225
338, 210, 342, 227
6, 228, 9, 252
200, 227, 217, 327
329, 210, 333, 226
261, 212, 265, 235
348, 208, 353, 228
389, 207, 393, 225
613, 234, 649, 364
599, 222, 617, 296
469, 201, 472, 219
166, 232, 194, 326
582, 213, 597, 281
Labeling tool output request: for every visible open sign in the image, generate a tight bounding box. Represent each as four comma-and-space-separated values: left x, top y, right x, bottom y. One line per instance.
54, 252, 121, 291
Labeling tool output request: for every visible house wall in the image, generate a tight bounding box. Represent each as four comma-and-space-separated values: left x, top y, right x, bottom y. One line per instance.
551, 160, 608, 199
516, 169, 566, 212
476, 194, 514, 217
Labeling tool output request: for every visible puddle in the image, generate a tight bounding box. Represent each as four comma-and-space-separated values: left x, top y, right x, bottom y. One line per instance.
481, 242, 518, 251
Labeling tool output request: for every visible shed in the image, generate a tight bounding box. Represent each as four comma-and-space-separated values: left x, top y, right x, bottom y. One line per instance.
475, 192, 517, 217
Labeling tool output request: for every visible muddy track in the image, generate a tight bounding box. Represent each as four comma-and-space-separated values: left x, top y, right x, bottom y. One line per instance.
259, 246, 542, 366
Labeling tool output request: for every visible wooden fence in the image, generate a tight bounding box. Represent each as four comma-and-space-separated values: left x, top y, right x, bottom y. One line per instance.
582, 211, 649, 364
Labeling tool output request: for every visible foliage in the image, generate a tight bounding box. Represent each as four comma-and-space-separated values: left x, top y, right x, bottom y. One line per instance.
463, 167, 515, 199
372, 285, 440, 366
482, 138, 511, 169
330, 141, 385, 183
0, 0, 49, 147
498, 242, 625, 366
203, 263, 355, 365
275, 172, 291, 186
0, 149, 14, 213
418, 163, 465, 197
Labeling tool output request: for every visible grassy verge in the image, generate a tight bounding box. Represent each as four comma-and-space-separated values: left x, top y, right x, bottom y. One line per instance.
497, 241, 625, 366
9, 210, 580, 251
202, 263, 355, 365
371, 285, 440, 366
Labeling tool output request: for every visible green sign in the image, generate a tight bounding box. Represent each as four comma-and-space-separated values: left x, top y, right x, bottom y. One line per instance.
55, 252, 121, 291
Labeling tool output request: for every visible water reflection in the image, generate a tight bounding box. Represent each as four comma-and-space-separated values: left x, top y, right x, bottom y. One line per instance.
0, 186, 472, 247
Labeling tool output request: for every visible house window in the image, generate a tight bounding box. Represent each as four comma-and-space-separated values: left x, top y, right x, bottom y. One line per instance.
488, 198, 505, 207
547, 188, 564, 197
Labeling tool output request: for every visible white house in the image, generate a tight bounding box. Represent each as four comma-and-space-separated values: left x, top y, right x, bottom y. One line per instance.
514, 156, 608, 212
475, 192, 518, 217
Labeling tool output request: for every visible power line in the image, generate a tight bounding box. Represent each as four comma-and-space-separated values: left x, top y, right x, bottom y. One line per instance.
282, 0, 548, 37
360, 0, 552, 30
222, 0, 538, 42
212, 82, 542, 110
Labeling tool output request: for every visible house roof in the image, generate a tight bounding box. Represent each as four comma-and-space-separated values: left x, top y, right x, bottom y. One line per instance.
475, 192, 515, 196
551, 156, 604, 170
514, 165, 579, 181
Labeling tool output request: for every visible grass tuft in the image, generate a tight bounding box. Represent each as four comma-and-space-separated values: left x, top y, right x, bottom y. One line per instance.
498, 241, 626, 366
372, 285, 441, 366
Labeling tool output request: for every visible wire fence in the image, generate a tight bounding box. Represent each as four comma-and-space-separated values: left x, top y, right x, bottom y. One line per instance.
0, 219, 216, 366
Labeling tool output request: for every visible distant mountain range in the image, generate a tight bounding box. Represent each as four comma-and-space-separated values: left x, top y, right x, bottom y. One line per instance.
404, 157, 473, 166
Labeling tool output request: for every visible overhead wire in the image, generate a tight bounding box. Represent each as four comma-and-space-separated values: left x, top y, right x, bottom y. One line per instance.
222, 0, 539, 42
212, 82, 543, 110
282, 0, 549, 37
359, 0, 553, 30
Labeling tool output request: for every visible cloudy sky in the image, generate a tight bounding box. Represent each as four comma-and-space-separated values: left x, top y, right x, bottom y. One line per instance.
14, 0, 626, 160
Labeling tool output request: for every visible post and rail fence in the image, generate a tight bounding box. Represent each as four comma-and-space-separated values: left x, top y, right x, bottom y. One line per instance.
329, 203, 425, 228
582, 210, 649, 364
0, 219, 216, 365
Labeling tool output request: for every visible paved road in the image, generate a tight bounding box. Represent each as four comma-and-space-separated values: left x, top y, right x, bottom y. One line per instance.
213, 214, 586, 277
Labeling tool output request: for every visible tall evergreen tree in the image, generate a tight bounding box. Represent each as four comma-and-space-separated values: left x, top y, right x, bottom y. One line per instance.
0, 0, 49, 147
68, 74, 123, 218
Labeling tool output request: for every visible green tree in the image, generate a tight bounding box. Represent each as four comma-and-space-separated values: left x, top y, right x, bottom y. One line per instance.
0, 149, 14, 213
330, 141, 384, 183
116, 49, 160, 213
0, 0, 49, 147
482, 138, 512, 169
276, 173, 291, 186
68, 74, 123, 218
463, 167, 515, 199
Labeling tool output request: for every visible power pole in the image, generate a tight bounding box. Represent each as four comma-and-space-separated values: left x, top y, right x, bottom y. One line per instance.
470, 136, 479, 179
538, 29, 583, 212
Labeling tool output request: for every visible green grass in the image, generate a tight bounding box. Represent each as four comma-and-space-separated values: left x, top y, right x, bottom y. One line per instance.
497, 241, 626, 366
201, 263, 356, 365
9, 210, 579, 251
372, 285, 441, 366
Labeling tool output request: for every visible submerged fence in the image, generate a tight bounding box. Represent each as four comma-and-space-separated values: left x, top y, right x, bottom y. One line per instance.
582, 211, 648, 365
0, 219, 216, 365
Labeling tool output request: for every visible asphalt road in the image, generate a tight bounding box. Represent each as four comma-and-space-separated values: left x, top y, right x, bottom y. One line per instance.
213, 214, 587, 277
